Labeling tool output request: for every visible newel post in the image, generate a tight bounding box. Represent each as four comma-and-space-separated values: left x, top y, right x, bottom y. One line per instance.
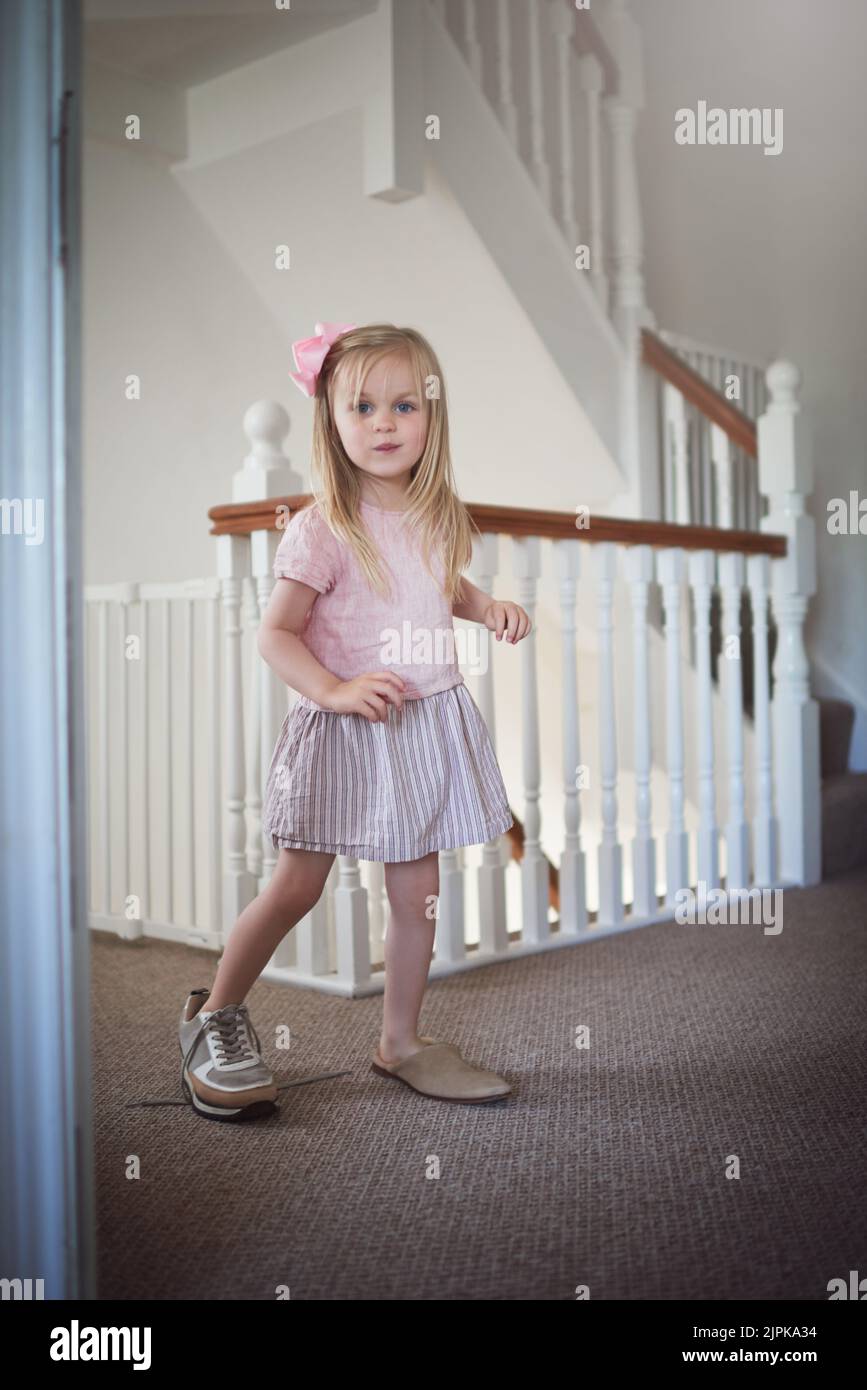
216, 401, 302, 939
597, 0, 660, 519
758, 361, 822, 886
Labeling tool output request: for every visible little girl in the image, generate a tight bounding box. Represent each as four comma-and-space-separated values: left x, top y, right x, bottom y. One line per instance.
178, 322, 530, 1120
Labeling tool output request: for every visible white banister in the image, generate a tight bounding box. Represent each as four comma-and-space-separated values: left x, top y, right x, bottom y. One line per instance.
514, 537, 548, 941
664, 383, 690, 526
657, 548, 689, 903
625, 544, 656, 917
333, 857, 372, 990
243, 578, 263, 882
710, 421, 734, 529
595, 542, 623, 925
435, 844, 467, 964
688, 550, 719, 892
217, 556, 256, 930
719, 552, 749, 890
85, 388, 822, 991
470, 532, 509, 955
747, 553, 777, 884
758, 361, 821, 885
556, 540, 588, 934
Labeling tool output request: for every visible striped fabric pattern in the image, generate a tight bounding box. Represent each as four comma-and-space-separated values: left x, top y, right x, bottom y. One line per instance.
262, 684, 514, 863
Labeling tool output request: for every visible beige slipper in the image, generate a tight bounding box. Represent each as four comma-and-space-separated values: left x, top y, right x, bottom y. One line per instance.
371, 1038, 512, 1103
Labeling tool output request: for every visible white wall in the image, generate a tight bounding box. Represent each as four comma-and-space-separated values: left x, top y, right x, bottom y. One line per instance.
633, 0, 867, 767
82, 67, 622, 589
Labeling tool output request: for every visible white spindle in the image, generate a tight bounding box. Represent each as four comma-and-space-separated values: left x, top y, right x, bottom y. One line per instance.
758, 360, 821, 885
471, 534, 509, 954
625, 546, 655, 917
657, 549, 689, 902
688, 550, 719, 892
495, 0, 519, 147
665, 384, 689, 524
602, 67, 649, 342
514, 537, 548, 941
365, 860, 388, 963
557, 541, 588, 934
254, 561, 280, 887
243, 578, 263, 881
462, 0, 483, 84
595, 543, 623, 925
552, 3, 578, 249
527, 0, 552, 210
747, 554, 777, 883
217, 536, 257, 929
435, 847, 466, 963
291, 882, 330, 978
333, 856, 372, 989
711, 422, 734, 529
719, 552, 749, 889
579, 53, 607, 310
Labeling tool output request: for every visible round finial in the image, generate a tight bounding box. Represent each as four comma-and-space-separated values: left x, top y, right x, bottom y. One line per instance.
243, 400, 290, 457
766, 360, 800, 405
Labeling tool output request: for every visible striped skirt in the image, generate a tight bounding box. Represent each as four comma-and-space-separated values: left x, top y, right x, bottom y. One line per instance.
261, 683, 513, 863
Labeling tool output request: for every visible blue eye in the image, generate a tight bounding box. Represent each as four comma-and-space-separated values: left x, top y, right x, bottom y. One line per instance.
356, 401, 415, 414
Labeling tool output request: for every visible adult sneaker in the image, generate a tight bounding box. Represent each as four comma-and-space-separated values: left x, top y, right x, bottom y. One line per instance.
178, 988, 278, 1122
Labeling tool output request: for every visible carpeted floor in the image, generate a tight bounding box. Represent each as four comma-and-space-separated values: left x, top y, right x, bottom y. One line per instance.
93, 868, 867, 1300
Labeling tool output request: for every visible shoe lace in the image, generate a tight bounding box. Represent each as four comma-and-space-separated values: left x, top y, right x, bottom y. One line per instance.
203, 1004, 261, 1065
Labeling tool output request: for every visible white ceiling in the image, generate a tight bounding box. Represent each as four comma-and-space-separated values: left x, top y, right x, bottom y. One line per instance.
84, 0, 377, 88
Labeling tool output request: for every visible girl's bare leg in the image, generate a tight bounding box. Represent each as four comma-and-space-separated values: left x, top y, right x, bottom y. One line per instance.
379, 850, 439, 1064
204, 848, 335, 1011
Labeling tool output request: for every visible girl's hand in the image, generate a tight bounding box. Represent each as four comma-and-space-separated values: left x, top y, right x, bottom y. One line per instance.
483, 600, 531, 645
324, 672, 406, 723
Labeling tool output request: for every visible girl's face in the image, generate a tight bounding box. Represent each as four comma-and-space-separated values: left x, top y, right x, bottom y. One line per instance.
332, 353, 429, 490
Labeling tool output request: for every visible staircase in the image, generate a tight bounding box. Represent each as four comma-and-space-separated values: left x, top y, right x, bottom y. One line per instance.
79, 0, 864, 992
819, 699, 867, 877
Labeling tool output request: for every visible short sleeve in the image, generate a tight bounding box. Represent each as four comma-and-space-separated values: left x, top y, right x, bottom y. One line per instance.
273, 504, 341, 594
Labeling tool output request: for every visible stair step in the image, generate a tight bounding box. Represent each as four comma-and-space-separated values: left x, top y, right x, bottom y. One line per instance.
819, 697, 856, 777
821, 773, 867, 878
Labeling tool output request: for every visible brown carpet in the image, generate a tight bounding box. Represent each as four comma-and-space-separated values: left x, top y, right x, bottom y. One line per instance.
93, 868, 867, 1301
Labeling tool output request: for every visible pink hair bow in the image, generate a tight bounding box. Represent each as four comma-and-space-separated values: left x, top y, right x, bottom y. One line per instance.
289, 321, 357, 397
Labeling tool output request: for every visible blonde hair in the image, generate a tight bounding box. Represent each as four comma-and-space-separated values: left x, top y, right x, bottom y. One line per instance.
305, 323, 477, 603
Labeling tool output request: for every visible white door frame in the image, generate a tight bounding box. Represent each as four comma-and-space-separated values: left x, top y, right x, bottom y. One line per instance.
0, 0, 95, 1300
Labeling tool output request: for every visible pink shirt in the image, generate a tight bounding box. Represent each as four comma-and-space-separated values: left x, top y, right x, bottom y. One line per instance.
272, 499, 466, 711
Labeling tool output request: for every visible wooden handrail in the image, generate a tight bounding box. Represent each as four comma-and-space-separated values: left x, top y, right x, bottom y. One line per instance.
572, 9, 618, 95
209, 496, 786, 557
641, 327, 758, 457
